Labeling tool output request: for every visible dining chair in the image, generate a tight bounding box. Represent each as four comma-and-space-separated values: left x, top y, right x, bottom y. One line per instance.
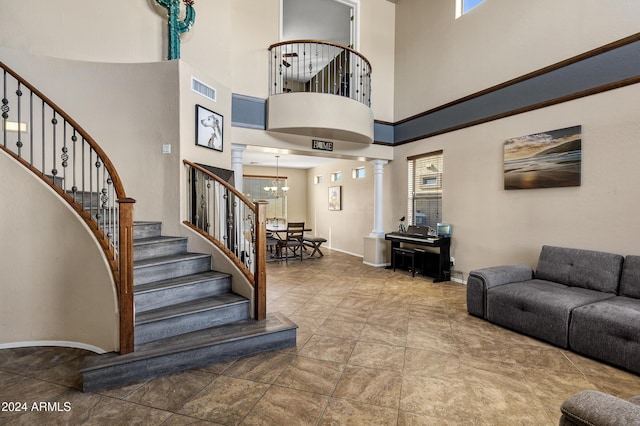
276, 222, 305, 262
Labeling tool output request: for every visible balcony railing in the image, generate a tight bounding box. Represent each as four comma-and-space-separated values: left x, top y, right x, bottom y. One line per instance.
269, 40, 372, 107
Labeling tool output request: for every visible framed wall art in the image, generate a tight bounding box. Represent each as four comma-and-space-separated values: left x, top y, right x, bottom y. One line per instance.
328, 186, 342, 211
195, 104, 223, 152
504, 125, 581, 190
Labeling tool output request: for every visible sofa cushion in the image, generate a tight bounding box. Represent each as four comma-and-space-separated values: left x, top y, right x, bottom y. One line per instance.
486, 279, 615, 348
535, 245, 623, 294
620, 255, 640, 299
569, 296, 640, 374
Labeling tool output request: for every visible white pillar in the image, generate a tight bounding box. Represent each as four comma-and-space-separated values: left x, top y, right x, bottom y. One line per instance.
231, 144, 246, 193
370, 159, 388, 237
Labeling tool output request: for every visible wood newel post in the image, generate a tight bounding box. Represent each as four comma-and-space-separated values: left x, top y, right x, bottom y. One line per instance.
118, 198, 136, 354
254, 201, 268, 320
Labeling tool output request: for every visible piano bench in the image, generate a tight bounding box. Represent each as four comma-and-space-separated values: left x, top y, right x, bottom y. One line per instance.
392, 247, 419, 277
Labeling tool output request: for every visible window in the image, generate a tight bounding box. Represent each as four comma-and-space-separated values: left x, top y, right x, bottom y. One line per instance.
331, 172, 342, 182
456, 0, 485, 18
314, 175, 323, 184
408, 151, 443, 229
243, 176, 288, 219
352, 167, 365, 179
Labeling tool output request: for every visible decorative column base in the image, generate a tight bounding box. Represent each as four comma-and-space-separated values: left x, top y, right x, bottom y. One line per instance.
363, 235, 389, 268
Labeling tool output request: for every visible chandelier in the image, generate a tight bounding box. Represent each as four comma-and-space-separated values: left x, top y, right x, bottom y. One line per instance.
264, 155, 289, 198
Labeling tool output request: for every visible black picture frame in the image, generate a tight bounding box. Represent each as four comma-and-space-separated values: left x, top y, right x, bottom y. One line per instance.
195, 104, 223, 152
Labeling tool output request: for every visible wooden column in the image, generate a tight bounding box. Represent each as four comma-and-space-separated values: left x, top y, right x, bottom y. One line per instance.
117, 198, 136, 354
254, 201, 268, 320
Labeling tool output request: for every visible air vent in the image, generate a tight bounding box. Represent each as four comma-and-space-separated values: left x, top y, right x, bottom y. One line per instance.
191, 77, 217, 102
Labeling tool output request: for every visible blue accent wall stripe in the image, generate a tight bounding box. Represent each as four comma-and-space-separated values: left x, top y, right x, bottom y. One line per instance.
382, 33, 640, 145
231, 93, 266, 130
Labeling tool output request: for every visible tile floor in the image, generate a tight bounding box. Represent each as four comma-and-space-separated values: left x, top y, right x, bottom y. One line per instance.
2, 250, 640, 425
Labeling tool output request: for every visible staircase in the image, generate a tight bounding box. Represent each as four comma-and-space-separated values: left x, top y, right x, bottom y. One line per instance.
81, 220, 297, 392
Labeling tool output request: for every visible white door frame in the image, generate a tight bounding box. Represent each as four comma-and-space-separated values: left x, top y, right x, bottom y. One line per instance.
279, 0, 360, 50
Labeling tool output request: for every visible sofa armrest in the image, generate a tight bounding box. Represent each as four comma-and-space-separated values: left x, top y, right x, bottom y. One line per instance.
560, 390, 640, 426
469, 264, 533, 288
466, 265, 533, 319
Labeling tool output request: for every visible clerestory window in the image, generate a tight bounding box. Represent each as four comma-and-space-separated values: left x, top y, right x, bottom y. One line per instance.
456, 0, 485, 18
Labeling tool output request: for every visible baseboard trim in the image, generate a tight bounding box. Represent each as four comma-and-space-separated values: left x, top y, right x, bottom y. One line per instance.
0, 340, 107, 354
328, 247, 363, 259
363, 261, 390, 268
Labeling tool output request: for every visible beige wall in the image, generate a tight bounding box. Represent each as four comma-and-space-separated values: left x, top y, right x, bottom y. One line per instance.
360, 0, 395, 122
230, 0, 280, 98
308, 159, 375, 257
388, 84, 640, 279
0, 0, 233, 84
393, 0, 640, 120
0, 151, 118, 352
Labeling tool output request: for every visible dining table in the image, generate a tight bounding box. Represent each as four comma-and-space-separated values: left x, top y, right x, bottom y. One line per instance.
266, 223, 312, 240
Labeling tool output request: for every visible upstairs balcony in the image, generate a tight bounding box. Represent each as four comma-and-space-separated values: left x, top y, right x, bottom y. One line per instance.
267, 40, 374, 144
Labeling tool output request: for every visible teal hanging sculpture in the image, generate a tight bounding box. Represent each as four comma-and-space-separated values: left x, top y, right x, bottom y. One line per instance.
156, 0, 196, 60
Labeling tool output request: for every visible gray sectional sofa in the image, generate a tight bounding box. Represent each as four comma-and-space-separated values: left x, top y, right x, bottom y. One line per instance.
560, 390, 640, 425
467, 245, 640, 374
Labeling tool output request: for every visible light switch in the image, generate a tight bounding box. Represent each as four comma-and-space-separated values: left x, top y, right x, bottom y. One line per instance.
162, 144, 171, 154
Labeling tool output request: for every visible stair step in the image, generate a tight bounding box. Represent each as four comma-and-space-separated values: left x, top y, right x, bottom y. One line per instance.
135, 293, 250, 345
134, 271, 231, 313
67, 190, 99, 206
82, 313, 298, 392
133, 221, 162, 240
134, 235, 189, 261
134, 252, 211, 285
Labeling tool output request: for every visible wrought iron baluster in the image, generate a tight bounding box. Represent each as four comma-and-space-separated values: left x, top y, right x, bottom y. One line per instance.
41, 100, 45, 176
15, 82, 23, 157
195, 171, 202, 229
111, 178, 118, 256
89, 146, 94, 224
29, 92, 33, 166
61, 121, 68, 191
322, 44, 325, 94
2, 70, 7, 148
71, 131, 78, 202
206, 175, 213, 234
52, 111, 58, 181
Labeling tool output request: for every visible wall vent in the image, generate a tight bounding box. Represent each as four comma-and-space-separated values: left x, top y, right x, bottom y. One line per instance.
191, 77, 217, 102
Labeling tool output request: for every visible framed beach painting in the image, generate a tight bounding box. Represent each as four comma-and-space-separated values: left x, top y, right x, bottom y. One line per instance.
504, 125, 581, 190
195, 104, 223, 152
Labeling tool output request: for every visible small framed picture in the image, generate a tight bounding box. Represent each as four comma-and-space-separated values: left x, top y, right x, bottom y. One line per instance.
328, 186, 342, 211
195, 104, 223, 151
